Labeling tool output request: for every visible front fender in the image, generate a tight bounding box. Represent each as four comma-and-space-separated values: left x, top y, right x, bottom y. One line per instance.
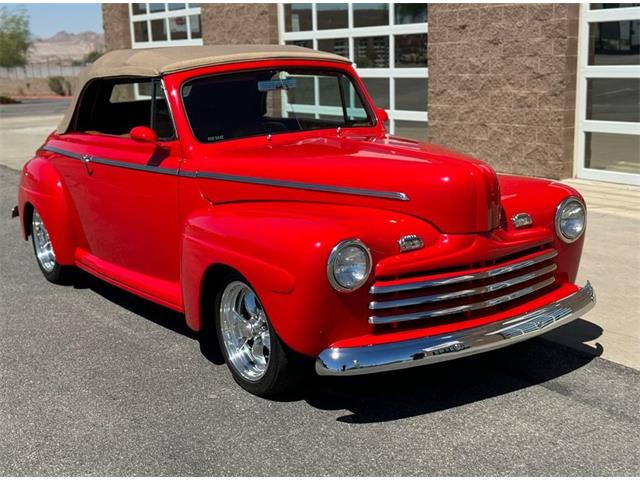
498, 174, 586, 283
18, 156, 77, 265
180, 201, 438, 356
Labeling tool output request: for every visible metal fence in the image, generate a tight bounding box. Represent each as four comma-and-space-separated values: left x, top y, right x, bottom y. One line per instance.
0, 63, 86, 79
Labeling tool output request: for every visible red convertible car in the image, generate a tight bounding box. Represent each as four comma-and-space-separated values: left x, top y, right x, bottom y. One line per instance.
15, 45, 595, 396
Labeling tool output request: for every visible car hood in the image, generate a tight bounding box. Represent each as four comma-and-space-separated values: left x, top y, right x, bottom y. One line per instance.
192, 133, 501, 234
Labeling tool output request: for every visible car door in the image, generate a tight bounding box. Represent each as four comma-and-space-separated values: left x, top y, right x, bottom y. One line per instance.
47, 77, 183, 308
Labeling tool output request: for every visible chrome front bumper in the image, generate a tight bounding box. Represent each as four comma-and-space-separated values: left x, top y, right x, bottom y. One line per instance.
316, 282, 595, 376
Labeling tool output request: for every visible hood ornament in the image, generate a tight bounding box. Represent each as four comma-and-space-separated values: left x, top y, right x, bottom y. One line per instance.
512, 212, 533, 229
398, 234, 424, 253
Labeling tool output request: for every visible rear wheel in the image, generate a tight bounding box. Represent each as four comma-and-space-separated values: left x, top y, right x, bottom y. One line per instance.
31, 209, 74, 284
215, 273, 305, 397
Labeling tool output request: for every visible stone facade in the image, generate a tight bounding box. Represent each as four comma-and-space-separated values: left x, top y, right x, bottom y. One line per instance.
101, 4, 132, 51
0, 77, 78, 97
201, 4, 278, 45
427, 4, 579, 179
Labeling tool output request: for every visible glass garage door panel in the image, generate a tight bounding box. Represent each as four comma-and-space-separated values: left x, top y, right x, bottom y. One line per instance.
577, 5, 640, 184
129, 3, 203, 47
585, 132, 640, 174
279, 3, 429, 141
586, 78, 640, 122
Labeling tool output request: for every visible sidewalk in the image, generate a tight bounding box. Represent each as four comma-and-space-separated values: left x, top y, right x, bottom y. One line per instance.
545, 179, 640, 369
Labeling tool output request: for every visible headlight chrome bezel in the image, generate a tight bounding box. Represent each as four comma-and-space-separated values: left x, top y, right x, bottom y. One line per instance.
327, 239, 373, 292
555, 196, 586, 243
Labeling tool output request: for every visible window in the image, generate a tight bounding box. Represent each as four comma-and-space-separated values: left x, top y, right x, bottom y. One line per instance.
354, 36, 389, 68
129, 3, 203, 47
317, 4, 348, 30
169, 16, 188, 40
131, 3, 146, 15
353, 3, 389, 27
73, 78, 175, 140
395, 34, 427, 67
395, 4, 427, 24
181, 69, 373, 143
284, 3, 312, 32
588, 20, 640, 65
280, 3, 429, 140
575, 4, 640, 184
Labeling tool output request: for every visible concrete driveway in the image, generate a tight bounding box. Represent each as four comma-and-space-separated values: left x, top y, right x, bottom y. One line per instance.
1, 100, 639, 475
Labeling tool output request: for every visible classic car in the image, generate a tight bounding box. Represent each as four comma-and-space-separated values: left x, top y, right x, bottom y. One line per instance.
15, 45, 595, 396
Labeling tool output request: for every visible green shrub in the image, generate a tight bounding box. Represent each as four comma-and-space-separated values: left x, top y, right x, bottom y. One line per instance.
0, 95, 20, 104
48, 76, 71, 96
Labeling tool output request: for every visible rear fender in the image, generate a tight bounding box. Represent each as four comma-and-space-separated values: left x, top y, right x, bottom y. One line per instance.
18, 156, 76, 265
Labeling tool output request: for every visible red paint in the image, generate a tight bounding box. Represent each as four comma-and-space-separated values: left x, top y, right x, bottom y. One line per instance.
17, 58, 588, 358
130, 125, 158, 143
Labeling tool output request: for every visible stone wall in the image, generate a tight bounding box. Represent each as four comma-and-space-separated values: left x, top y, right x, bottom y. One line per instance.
427, 4, 579, 179
201, 4, 278, 45
0, 77, 78, 97
102, 4, 132, 51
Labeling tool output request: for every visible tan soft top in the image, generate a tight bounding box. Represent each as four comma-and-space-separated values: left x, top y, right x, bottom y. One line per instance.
58, 44, 351, 133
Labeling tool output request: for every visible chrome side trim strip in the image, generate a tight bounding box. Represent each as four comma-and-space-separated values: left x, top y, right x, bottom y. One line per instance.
370, 249, 558, 295
368, 277, 556, 324
43, 145, 179, 176
43, 145, 83, 160
192, 171, 409, 201
316, 282, 596, 376
43, 145, 409, 201
369, 264, 558, 310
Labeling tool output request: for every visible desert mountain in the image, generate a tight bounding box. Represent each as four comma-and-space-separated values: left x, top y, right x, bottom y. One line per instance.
29, 31, 105, 63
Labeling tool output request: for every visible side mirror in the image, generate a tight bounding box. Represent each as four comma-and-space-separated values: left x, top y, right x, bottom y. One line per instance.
130, 126, 158, 143
376, 108, 389, 125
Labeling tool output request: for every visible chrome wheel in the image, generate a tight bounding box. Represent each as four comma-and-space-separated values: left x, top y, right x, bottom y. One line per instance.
219, 281, 271, 381
32, 211, 56, 272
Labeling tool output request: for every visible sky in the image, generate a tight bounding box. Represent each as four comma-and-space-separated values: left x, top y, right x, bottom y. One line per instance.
5, 3, 103, 38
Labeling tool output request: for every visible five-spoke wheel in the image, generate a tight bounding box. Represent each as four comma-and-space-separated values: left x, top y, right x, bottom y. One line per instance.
215, 273, 306, 397
30, 208, 73, 284
219, 281, 272, 381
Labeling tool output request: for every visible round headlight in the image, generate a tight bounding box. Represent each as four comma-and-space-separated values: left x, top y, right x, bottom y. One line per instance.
327, 239, 372, 292
556, 197, 586, 243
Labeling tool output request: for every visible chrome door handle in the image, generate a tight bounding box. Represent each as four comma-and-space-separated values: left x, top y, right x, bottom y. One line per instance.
81, 154, 92, 175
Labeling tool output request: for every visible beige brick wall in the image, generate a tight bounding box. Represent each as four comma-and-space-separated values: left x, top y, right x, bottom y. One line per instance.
102, 4, 132, 51
427, 4, 579, 179
201, 4, 278, 45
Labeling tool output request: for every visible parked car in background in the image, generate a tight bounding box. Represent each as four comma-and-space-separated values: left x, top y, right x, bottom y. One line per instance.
15, 45, 595, 396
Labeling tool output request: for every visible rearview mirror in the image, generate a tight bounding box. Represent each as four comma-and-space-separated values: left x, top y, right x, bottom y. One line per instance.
376, 108, 389, 125
130, 126, 158, 143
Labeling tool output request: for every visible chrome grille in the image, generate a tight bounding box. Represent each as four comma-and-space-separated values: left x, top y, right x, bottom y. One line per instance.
369, 248, 558, 325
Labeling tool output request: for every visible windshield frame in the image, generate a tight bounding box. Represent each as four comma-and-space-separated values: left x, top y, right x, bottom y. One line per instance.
179, 65, 377, 145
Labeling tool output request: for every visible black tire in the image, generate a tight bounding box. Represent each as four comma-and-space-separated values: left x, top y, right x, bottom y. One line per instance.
30, 209, 74, 285
214, 272, 308, 398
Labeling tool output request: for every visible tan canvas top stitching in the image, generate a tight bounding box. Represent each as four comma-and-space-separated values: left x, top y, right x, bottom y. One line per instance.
57, 45, 351, 133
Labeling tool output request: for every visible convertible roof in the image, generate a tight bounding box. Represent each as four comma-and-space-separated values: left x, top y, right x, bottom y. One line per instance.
57, 44, 351, 133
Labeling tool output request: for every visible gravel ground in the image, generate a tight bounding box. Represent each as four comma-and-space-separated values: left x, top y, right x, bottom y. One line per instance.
1, 165, 639, 476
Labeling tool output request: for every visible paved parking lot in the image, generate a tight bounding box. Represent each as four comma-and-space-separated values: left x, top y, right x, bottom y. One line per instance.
1, 101, 639, 475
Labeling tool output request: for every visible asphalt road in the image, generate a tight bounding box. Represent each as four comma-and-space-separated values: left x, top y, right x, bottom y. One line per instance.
0, 98, 70, 118
1, 166, 639, 474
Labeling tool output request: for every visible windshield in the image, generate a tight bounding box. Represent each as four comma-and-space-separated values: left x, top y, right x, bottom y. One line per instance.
181, 68, 374, 143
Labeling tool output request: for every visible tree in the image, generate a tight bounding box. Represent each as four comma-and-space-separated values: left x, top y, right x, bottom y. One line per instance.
83, 50, 103, 64
0, 7, 30, 68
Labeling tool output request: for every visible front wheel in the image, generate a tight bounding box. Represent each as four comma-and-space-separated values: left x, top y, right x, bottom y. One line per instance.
215, 274, 306, 397
31, 209, 74, 284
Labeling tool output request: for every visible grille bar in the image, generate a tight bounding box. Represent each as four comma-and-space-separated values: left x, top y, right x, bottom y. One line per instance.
369, 263, 557, 311
368, 277, 556, 325
370, 249, 558, 295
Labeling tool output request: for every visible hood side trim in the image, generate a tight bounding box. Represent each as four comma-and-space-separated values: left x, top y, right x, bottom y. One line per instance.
42, 144, 409, 202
